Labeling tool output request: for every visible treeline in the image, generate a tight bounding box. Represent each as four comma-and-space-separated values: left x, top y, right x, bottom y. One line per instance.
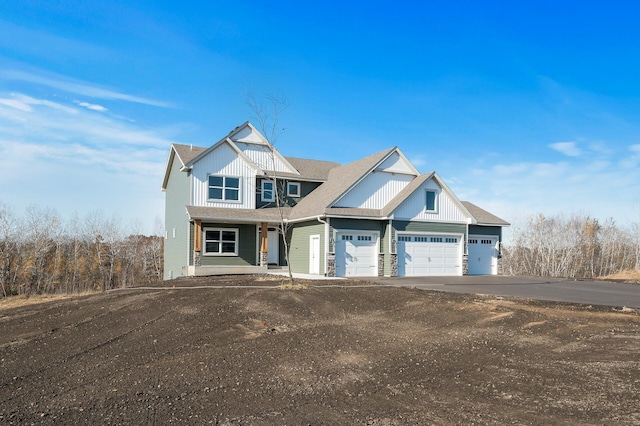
503, 213, 640, 279
0, 204, 163, 298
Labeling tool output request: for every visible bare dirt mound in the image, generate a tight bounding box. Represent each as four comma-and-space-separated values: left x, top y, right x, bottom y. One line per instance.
1, 275, 639, 424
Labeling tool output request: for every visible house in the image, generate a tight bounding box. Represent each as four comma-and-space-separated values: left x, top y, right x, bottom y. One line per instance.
161, 122, 509, 279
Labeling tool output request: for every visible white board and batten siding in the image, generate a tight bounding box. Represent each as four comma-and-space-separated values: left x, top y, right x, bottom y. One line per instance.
335, 171, 413, 209
374, 151, 417, 174
392, 178, 468, 223
190, 142, 258, 208
234, 142, 296, 174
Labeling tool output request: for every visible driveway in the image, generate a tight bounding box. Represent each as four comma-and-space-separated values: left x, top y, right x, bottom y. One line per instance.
364, 275, 640, 309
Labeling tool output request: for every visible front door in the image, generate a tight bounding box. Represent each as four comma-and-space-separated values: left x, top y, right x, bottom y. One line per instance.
309, 235, 320, 274
268, 229, 279, 265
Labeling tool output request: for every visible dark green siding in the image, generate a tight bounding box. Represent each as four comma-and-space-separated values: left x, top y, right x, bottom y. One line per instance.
256, 178, 323, 209
469, 225, 502, 241
198, 223, 258, 266
393, 220, 467, 239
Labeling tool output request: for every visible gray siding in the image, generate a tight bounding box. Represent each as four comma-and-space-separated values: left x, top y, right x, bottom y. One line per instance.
164, 155, 191, 280
288, 221, 325, 274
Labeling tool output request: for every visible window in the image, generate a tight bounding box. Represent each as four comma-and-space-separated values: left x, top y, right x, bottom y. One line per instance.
287, 182, 301, 197
208, 175, 240, 201
357, 235, 372, 241
426, 190, 437, 212
445, 237, 458, 243
430, 237, 443, 243
261, 180, 275, 202
398, 235, 411, 242
204, 228, 238, 255
341, 235, 353, 241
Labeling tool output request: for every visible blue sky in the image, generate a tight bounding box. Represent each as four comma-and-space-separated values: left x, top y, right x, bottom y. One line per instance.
1, 1, 640, 234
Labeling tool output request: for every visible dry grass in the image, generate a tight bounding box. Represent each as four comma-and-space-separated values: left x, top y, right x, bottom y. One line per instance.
601, 269, 640, 282
278, 281, 309, 290
0, 292, 94, 311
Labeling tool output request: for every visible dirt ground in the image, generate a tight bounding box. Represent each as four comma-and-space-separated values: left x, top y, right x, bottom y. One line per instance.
1, 275, 639, 425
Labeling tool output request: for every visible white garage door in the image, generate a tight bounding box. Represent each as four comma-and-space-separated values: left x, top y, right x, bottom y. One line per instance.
335, 232, 378, 277
397, 234, 462, 276
468, 237, 497, 275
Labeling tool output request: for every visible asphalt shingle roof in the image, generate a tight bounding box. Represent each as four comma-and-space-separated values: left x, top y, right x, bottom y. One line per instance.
173, 143, 207, 166
288, 147, 396, 220
186, 206, 292, 223
461, 201, 510, 226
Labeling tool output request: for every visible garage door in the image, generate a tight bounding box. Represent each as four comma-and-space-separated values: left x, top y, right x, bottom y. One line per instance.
468, 237, 497, 275
397, 234, 462, 276
335, 232, 378, 277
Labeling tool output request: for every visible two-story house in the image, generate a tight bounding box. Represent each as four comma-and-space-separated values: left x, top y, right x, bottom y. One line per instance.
162, 122, 509, 280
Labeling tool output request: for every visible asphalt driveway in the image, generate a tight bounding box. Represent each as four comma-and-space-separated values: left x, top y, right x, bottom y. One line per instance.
364, 275, 640, 309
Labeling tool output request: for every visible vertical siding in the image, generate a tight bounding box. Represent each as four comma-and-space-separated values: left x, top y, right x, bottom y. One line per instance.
191, 142, 257, 208
392, 178, 468, 222
164, 154, 191, 279
234, 142, 295, 173
335, 171, 413, 209
288, 221, 325, 274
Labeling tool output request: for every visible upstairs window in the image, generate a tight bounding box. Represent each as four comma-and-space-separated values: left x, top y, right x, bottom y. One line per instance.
425, 190, 438, 212
208, 175, 240, 202
261, 180, 275, 202
287, 182, 301, 197
204, 228, 238, 256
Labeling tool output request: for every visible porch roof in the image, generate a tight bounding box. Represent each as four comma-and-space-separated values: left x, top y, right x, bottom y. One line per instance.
186, 206, 292, 224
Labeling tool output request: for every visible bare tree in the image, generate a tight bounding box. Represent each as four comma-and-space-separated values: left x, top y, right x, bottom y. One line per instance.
0, 204, 21, 297
504, 213, 638, 279
247, 90, 295, 283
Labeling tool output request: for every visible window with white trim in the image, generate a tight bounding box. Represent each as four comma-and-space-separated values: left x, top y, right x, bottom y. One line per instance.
204, 228, 238, 256
426, 190, 438, 212
208, 175, 241, 202
261, 180, 275, 202
287, 182, 301, 197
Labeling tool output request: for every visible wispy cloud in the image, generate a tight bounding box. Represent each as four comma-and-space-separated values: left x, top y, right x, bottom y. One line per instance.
549, 141, 582, 157
0, 68, 171, 108
75, 100, 108, 112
